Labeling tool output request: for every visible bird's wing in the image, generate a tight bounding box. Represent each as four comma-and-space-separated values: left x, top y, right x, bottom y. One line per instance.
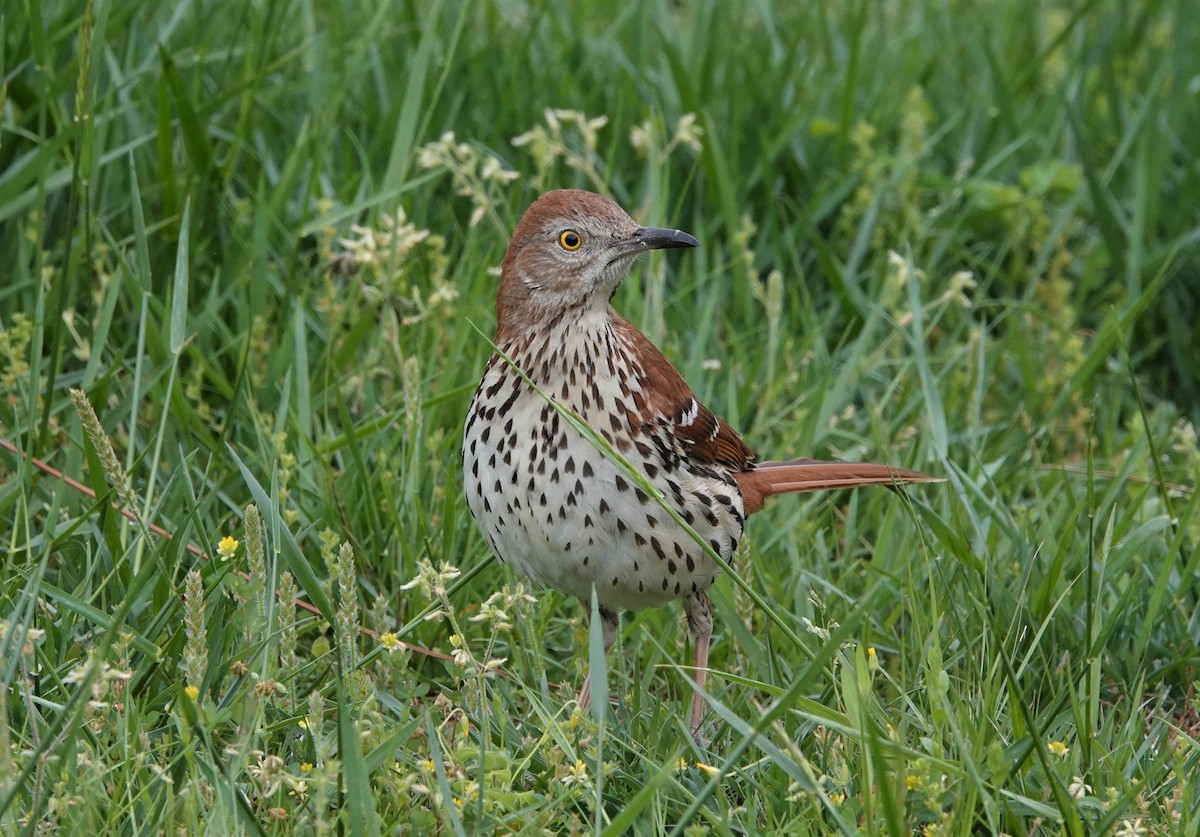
611, 314, 756, 472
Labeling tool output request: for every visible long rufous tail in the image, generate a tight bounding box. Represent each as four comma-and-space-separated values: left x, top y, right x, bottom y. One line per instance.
734, 457, 942, 514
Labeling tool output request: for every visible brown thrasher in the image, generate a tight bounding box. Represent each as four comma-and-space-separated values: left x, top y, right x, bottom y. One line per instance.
463, 189, 939, 733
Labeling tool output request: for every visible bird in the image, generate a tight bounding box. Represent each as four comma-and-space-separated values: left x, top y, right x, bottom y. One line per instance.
462, 189, 939, 734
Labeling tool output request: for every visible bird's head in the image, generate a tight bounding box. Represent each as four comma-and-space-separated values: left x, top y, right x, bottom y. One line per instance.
495, 189, 697, 337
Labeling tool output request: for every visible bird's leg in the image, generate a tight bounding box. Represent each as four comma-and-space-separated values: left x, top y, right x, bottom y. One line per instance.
577, 605, 618, 712
684, 593, 714, 737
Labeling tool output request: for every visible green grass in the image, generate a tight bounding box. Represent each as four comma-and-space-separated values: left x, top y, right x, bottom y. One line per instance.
2, 0, 1199, 833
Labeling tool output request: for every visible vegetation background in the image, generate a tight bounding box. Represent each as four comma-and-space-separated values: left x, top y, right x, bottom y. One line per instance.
2, 0, 1198, 833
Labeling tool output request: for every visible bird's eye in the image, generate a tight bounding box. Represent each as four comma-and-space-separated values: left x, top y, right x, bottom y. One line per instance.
558, 230, 583, 251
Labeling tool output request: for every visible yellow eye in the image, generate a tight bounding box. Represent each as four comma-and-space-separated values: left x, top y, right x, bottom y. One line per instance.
559, 230, 582, 250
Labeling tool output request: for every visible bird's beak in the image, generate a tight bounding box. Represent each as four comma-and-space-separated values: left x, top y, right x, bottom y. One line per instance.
614, 226, 699, 257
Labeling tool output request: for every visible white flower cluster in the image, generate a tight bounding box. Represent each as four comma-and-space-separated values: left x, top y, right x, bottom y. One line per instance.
417, 131, 519, 227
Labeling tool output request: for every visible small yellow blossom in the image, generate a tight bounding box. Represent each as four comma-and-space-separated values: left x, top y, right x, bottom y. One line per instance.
380, 631, 402, 652
675, 757, 689, 771
829, 792, 845, 805
184, 685, 200, 701
448, 633, 472, 667
297, 718, 309, 730
693, 762, 721, 777
1048, 741, 1069, 758
300, 762, 314, 773
561, 758, 589, 785
217, 536, 239, 560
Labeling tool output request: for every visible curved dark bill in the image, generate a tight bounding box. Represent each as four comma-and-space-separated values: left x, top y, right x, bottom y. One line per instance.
617, 226, 700, 254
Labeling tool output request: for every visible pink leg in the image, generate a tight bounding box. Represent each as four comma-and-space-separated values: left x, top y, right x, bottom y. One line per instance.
684, 593, 714, 738
689, 630, 710, 735
578, 672, 593, 710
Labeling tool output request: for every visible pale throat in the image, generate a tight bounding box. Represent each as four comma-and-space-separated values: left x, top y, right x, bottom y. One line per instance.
501, 300, 646, 401
507, 291, 615, 351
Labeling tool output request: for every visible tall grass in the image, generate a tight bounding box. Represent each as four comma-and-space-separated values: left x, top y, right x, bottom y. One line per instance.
2, 0, 1197, 833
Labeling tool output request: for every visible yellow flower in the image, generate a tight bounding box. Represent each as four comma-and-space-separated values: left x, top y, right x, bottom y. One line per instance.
561, 758, 589, 785
217, 536, 239, 560
829, 792, 845, 805
380, 631, 401, 652
1048, 740, 1069, 758
184, 685, 200, 701
693, 762, 720, 777
297, 718, 309, 730
300, 762, 314, 773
